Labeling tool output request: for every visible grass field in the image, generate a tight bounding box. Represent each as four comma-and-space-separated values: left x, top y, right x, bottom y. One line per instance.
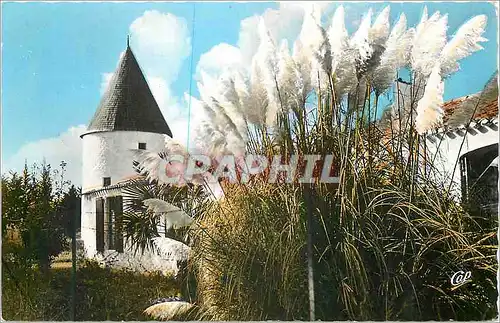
2, 258, 180, 321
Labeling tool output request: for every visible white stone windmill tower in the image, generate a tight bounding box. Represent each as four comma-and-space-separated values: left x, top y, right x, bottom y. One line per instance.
80, 39, 173, 261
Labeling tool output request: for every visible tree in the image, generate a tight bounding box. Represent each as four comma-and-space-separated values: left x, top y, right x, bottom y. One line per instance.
2, 161, 76, 274
58, 185, 82, 238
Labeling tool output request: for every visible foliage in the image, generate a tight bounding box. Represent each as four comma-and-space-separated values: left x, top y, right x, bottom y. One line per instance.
121, 178, 211, 254
1, 259, 179, 321
58, 185, 82, 238
2, 161, 77, 272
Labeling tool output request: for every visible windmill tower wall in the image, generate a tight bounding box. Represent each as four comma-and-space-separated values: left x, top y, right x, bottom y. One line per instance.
81, 131, 165, 191
81, 131, 166, 257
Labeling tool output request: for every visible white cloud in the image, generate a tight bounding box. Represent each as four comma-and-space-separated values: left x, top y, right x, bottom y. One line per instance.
237, 3, 304, 64
196, 2, 332, 80
2, 125, 87, 187
195, 43, 244, 80
196, 4, 306, 79
100, 72, 114, 95
129, 10, 191, 80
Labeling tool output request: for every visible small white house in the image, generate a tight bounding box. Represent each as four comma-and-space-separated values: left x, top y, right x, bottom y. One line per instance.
79, 40, 183, 273
426, 73, 498, 212
387, 74, 498, 212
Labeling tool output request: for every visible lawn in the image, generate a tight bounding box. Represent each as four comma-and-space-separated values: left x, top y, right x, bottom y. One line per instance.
1, 257, 180, 321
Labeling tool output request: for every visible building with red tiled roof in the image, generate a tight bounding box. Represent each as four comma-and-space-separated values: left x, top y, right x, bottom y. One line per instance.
380, 73, 498, 211
425, 72, 498, 212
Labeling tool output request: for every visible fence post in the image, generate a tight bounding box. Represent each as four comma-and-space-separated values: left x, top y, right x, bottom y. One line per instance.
70, 202, 77, 320
304, 185, 315, 321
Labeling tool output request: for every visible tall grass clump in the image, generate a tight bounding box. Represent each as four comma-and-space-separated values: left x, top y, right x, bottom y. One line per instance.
131, 4, 497, 321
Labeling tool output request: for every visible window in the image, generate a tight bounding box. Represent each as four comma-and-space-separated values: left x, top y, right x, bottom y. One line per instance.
460, 143, 498, 215
138, 142, 147, 150
96, 196, 124, 253
103, 177, 111, 187
96, 198, 105, 253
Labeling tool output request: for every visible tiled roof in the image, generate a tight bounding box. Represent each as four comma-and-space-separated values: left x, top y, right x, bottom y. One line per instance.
442, 96, 498, 127
83, 43, 173, 137
442, 72, 498, 129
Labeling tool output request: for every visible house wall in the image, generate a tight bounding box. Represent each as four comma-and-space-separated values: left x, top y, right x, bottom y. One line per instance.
95, 248, 179, 275
425, 119, 499, 196
80, 191, 180, 274
81, 189, 122, 258
80, 130, 172, 267
81, 194, 97, 257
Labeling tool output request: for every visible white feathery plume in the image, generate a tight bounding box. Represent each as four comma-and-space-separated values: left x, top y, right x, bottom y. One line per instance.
231, 70, 257, 141
291, 38, 312, 104
232, 69, 251, 107
373, 13, 414, 93
277, 39, 301, 109
197, 79, 227, 131
350, 8, 373, 69
370, 6, 391, 47
311, 27, 331, 95
192, 104, 218, 147
143, 198, 194, 230
363, 6, 391, 83
296, 4, 324, 55
333, 49, 358, 97
207, 70, 249, 141
198, 73, 246, 148
194, 119, 228, 156
249, 39, 271, 125
411, 11, 449, 76
419, 6, 428, 25
439, 15, 488, 77
217, 72, 247, 114
165, 139, 189, 158
327, 5, 357, 98
254, 17, 281, 126
327, 5, 348, 74
277, 39, 294, 88
297, 4, 330, 94
291, 4, 328, 101
415, 61, 445, 134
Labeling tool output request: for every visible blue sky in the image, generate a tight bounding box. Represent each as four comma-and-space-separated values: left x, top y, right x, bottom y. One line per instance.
1, 1, 498, 185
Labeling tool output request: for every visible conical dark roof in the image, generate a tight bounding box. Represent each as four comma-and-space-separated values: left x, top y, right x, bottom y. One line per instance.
83, 42, 172, 137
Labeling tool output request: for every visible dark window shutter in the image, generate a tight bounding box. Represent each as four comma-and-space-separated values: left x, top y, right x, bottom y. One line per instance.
96, 198, 105, 253
105, 197, 114, 250
114, 196, 124, 253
